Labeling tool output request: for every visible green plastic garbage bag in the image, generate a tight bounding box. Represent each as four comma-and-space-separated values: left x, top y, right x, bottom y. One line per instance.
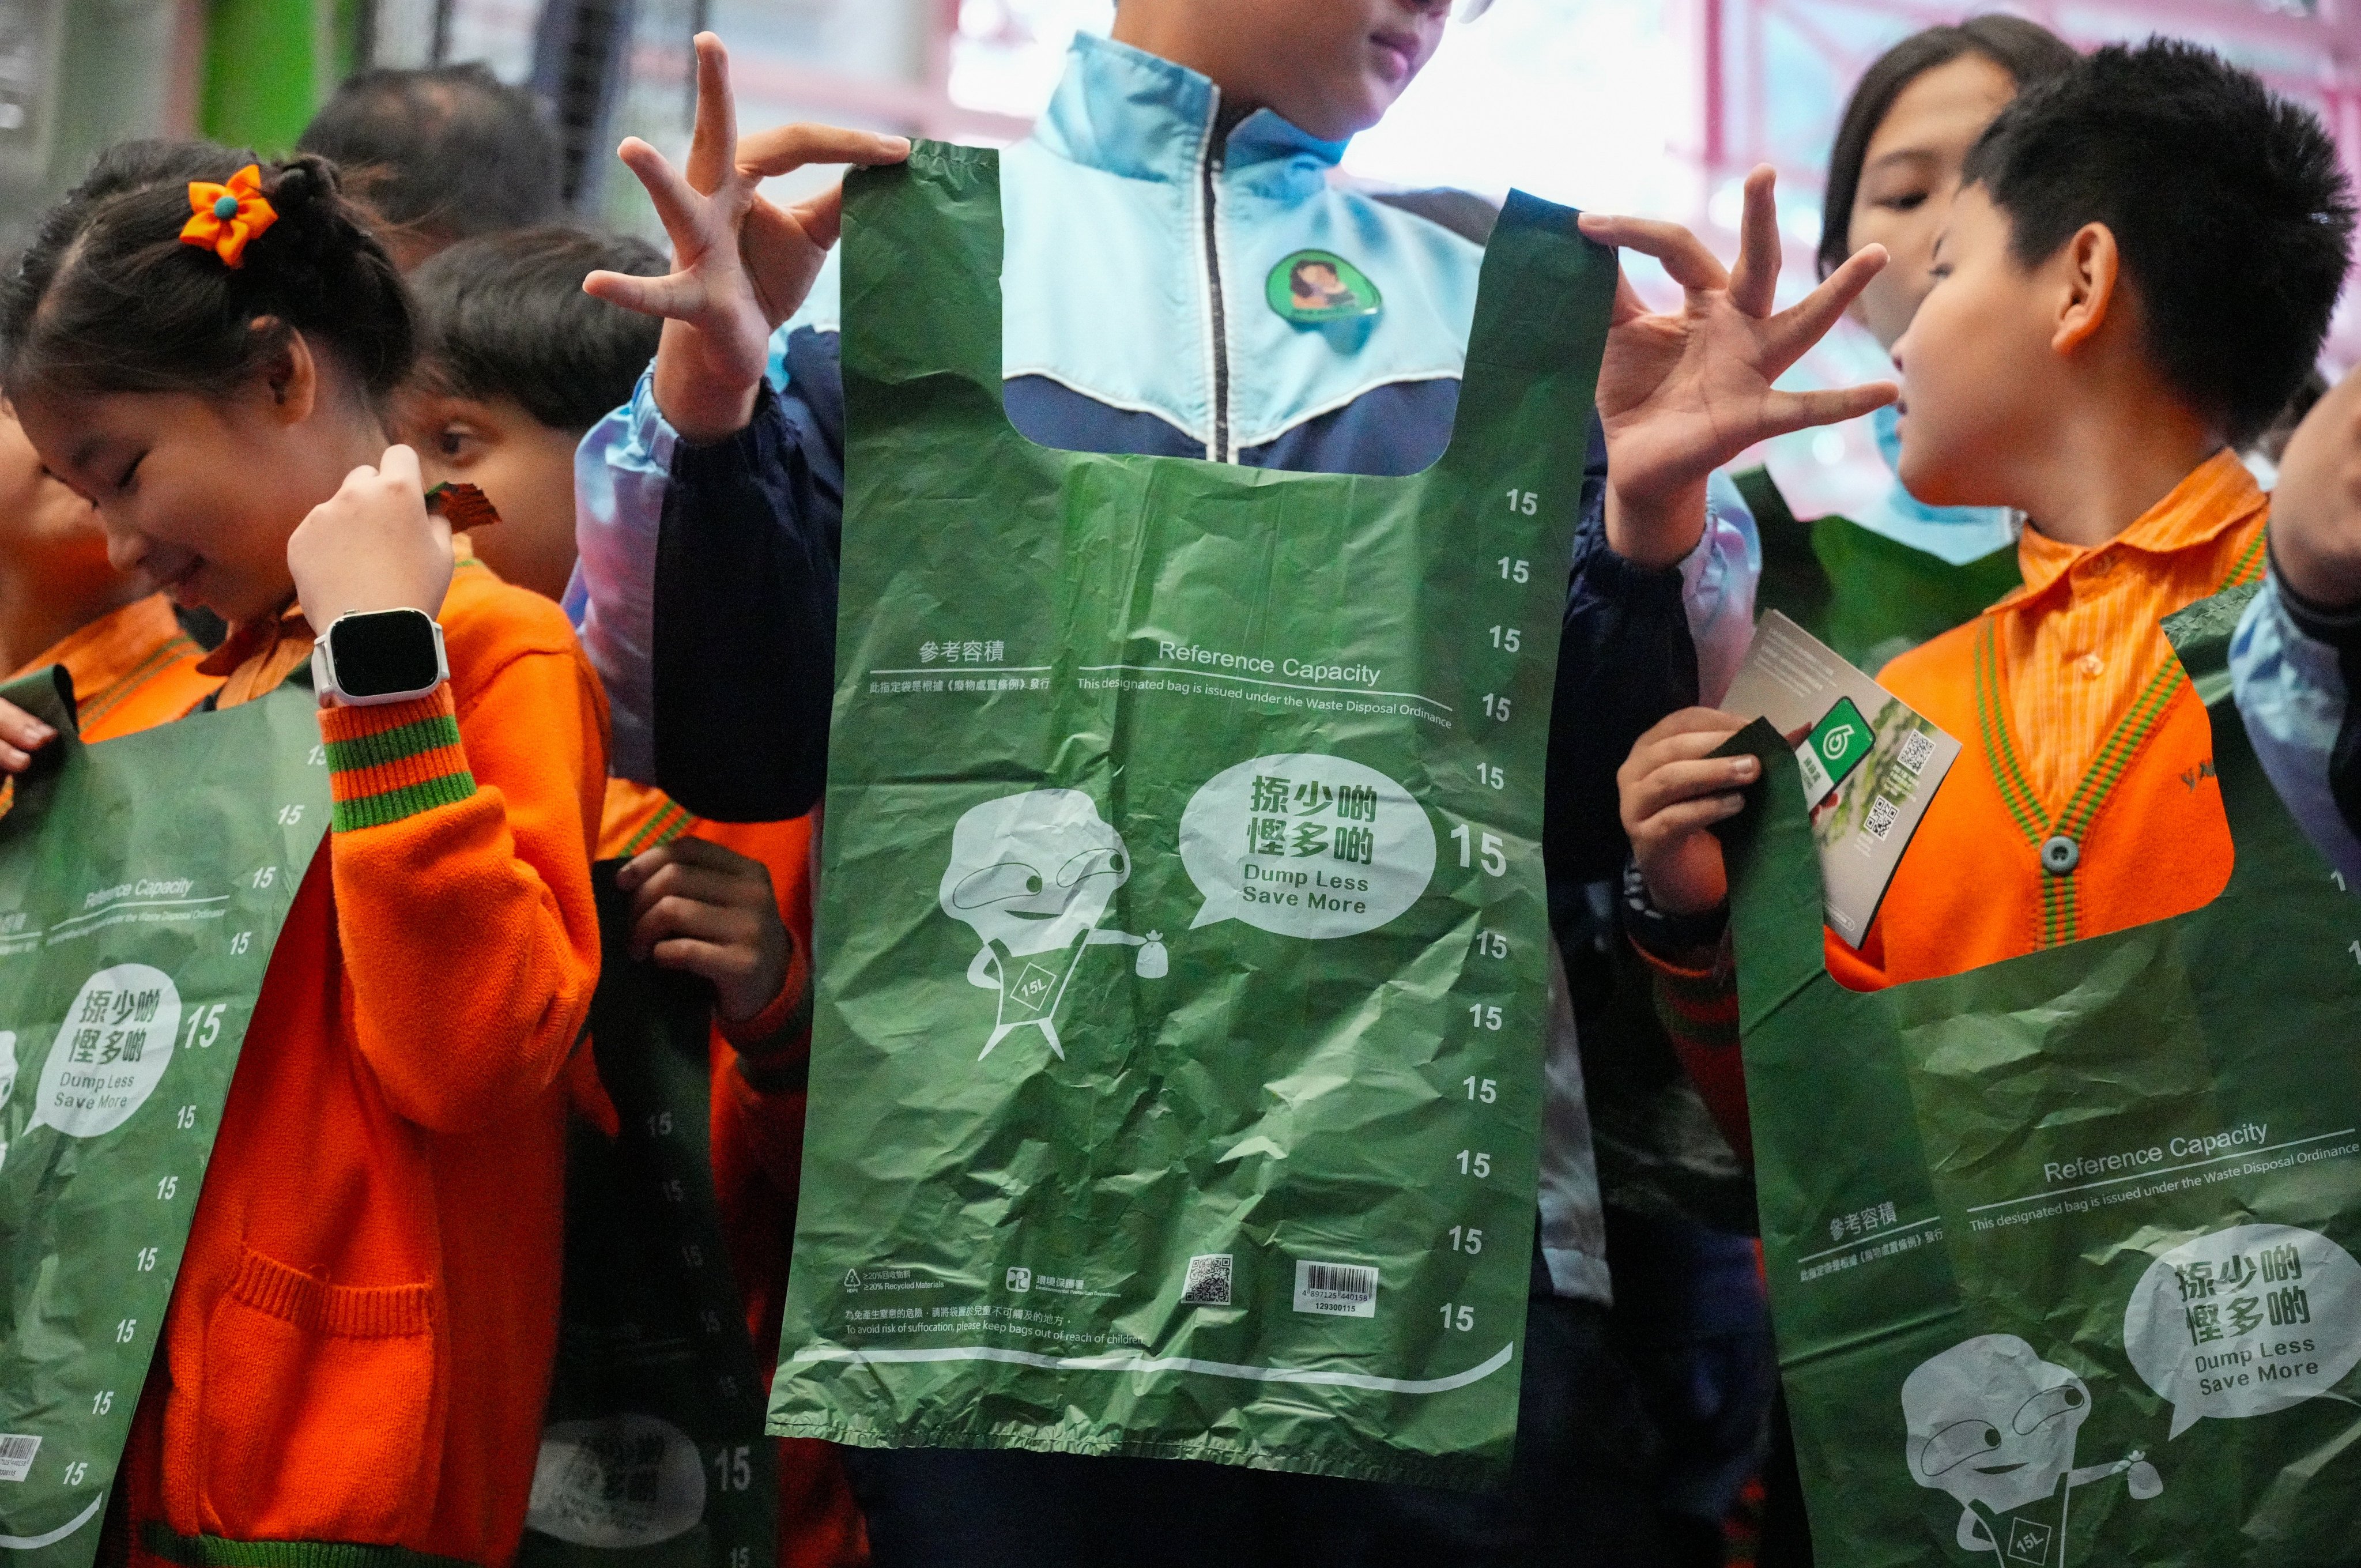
1724, 585, 2361, 1565
518, 861, 778, 1568
765, 144, 1615, 1489
0, 666, 329, 1566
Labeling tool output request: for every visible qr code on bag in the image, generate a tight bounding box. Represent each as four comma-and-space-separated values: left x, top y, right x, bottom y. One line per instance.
1865, 794, 1900, 841
1180, 1253, 1233, 1306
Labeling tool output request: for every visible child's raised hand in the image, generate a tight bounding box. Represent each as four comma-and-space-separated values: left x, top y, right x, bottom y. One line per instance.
288, 443, 454, 632
585, 32, 908, 444
1618, 708, 1762, 917
617, 835, 793, 1027
1579, 167, 1898, 570
0, 698, 57, 775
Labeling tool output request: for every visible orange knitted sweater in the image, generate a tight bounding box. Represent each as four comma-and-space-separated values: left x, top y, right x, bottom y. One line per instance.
119, 559, 606, 1565
1827, 454, 2269, 986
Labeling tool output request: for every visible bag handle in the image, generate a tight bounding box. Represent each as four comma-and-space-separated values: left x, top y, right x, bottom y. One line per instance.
2161, 582, 2340, 898
0, 666, 79, 822
841, 142, 1006, 414
1426, 191, 1616, 506
1714, 717, 1837, 1031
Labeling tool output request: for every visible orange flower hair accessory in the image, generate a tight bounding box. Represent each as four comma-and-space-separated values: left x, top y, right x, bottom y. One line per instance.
179, 165, 278, 268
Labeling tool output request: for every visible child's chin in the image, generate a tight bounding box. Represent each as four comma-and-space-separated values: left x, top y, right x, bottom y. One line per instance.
1897, 453, 1985, 511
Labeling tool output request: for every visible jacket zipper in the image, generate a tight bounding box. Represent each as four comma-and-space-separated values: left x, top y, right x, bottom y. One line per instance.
1198, 123, 1232, 463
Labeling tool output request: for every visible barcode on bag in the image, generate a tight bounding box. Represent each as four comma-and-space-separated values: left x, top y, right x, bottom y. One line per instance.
1179, 1253, 1232, 1306
0, 1434, 40, 1482
1293, 1260, 1378, 1317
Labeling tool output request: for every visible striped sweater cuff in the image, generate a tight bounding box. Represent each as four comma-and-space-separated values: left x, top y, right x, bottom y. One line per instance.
320, 686, 477, 832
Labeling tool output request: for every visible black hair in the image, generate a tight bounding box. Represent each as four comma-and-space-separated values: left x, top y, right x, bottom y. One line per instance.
1817, 16, 2079, 280
0, 140, 415, 408
298, 64, 561, 252
408, 227, 665, 432
1962, 39, 2355, 447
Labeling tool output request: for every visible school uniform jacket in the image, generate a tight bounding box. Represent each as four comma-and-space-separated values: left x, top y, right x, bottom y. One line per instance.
568, 32, 1762, 1304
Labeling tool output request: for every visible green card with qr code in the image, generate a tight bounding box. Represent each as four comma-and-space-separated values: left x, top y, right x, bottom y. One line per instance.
1719, 612, 1963, 949
1799, 695, 1874, 801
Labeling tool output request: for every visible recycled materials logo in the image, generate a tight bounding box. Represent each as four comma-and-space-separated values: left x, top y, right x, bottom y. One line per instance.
1798, 695, 1873, 802
1266, 250, 1382, 324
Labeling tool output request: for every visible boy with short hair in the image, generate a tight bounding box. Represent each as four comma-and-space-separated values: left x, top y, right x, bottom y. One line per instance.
401, 228, 865, 1567
570, 0, 1896, 1559
1620, 42, 2354, 1134
408, 228, 670, 602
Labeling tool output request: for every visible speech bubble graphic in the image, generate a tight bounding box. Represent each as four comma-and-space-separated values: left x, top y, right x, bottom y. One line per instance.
31, 964, 179, 1139
1180, 753, 1435, 938
2124, 1223, 2361, 1438
527, 1414, 705, 1547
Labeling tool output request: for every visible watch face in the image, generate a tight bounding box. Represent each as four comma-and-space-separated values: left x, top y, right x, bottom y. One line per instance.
331, 610, 440, 698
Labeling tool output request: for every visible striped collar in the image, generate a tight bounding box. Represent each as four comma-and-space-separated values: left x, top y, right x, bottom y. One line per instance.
2001, 450, 2265, 610
14, 593, 187, 701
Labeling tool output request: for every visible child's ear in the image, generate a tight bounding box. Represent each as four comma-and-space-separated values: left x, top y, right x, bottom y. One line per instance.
251, 319, 320, 428
2051, 221, 2123, 356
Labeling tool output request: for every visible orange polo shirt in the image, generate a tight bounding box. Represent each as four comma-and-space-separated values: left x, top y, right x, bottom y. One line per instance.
120, 558, 606, 1565
9, 594, 218, 740
1828, 450, 2267, 986
1650, 453, 2269, 1158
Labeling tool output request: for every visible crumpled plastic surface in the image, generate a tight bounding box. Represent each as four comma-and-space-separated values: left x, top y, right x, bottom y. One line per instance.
518, 862, 777, 1568
764, 144, 1615, 1490
1729, 587, 2361, 1565
0, 668, 326, 1566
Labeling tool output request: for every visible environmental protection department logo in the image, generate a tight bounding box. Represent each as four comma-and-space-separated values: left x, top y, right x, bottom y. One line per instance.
1798, 695, 1873, 803
1266, 250, 1382, 324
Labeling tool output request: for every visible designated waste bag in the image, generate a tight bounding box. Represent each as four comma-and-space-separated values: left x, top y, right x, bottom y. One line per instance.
1725, 586, 2361, 1566
765, 145, 1615, 1488
0, 667, 329, 1567
519, 862, 777, 1568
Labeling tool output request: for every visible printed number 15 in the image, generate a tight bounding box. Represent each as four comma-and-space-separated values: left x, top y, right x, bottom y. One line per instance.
1451, 825, 1507, 877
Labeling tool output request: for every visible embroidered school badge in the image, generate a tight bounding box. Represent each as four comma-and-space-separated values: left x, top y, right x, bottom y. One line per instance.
1266, 250, 1382, 324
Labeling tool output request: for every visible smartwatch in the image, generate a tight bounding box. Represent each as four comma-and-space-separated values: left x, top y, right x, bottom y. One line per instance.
310, 608, 449, 706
